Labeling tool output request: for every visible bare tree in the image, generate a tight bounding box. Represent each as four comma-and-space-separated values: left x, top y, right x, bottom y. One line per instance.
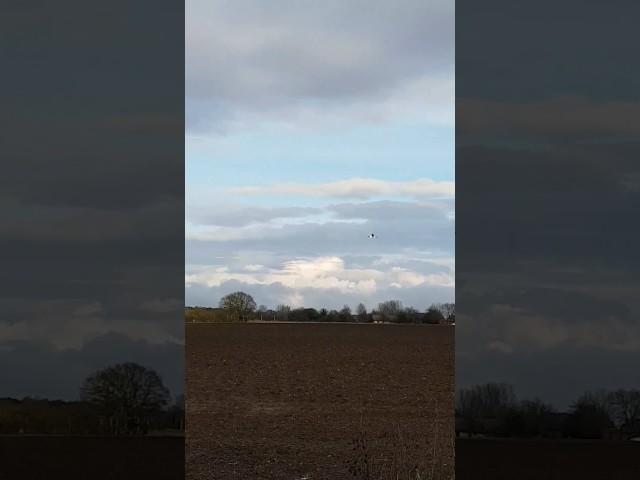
377, 300, 403, 322
607, 389, 640, 429
519, 398, 555, 436
567, 389, 613, 438
403, 306, 420, 323
356, 303, 368, 322
457, 383, 517, 420
433, 302, 455, 322
424, 305, 446, 324
276, 304, 291, 321
339, 304, 352, 322
219, 291, 257, 322
80, 362, 170, 435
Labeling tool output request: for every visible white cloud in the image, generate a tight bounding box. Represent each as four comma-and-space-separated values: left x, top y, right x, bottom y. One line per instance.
228, 177, 454, 199
187, 204, 322, 227
186, 255, 453, 299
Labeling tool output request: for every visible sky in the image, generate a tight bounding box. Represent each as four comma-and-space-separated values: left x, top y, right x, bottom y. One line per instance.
186, 0, 455, 312
455, 0, 640, 409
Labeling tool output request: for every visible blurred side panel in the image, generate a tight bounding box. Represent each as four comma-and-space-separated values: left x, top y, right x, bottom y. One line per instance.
0, 1, 185, 478
456, 1, 640, 478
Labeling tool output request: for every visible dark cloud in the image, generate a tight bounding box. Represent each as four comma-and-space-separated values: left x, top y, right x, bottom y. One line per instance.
186, 200, 453, 264
457, 0, 640, 103
186, 0, 453, 131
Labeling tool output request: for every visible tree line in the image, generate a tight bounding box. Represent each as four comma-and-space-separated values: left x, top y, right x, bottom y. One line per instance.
185, 291, 455, 324
0, 363, 183, 435
456, 382, 640, 440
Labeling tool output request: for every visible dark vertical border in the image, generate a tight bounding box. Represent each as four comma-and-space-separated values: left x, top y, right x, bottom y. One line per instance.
1, 1, 184, 477
457, 0, 640, 477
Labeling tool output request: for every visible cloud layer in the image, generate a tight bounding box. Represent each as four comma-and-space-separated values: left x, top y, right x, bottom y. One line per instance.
186, 183, 455, 311
228, 178, 455, 199
186, 0, 454, 132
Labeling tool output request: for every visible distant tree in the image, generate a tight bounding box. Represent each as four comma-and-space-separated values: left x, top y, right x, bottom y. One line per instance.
80, 362, 170, 435
378, 300, 403, 322
405, 307, 421, 323
395, 308, 410, 324
327, 309, 340, 322
402, 306, 420, 324
339, 305, 352, 322
432, 302, 455, 322
276, 304, 291, 321
607, 389, 640, 429
319, 308, 328, 317
566, 390, 613, 439
289, 307, 319, 322
457, 383, 517, 435
502, 406, 526, 437
424, 305, 446, 324
165, 394, 185, 431
219, 291, 256, 322
288, 307, 304, 322
356, 303, 368, 322
448, 303, 455, 322
519, 398, 555, 437
257, 304, 268, 313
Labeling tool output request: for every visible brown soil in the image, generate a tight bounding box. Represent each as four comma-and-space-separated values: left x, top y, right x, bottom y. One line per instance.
186, 323, 454, 480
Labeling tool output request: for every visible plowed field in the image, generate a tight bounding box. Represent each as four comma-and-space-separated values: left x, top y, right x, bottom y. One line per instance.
186, 323, 454, 480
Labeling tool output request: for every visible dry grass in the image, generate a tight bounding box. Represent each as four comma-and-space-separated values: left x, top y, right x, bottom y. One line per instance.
347, 402, 454, 480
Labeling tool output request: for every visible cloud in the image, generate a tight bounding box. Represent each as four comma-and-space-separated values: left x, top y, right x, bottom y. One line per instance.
458, 97, 640, 139
139, 298, 184, 314
0, 333, 183, 401
329, 199, 454, 220
186, 254, 454, 310
187, 205, 322, 227
186, 256, 380, 295
186, 0, 453, 132
0, 298, 183, 350
228, 178, 454, 199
